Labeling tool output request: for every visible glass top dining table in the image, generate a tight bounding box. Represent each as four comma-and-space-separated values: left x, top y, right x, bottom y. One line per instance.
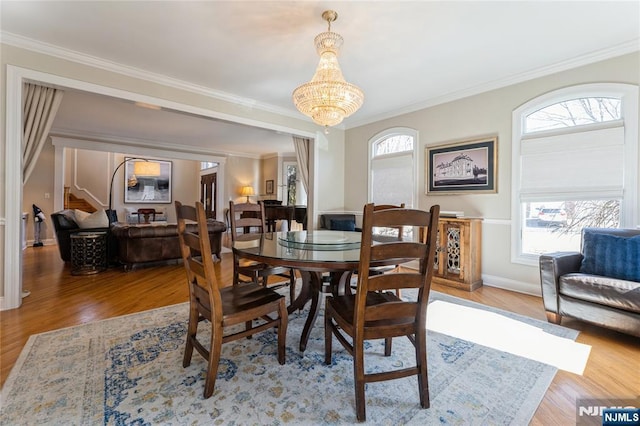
232, 230, 399, 351
233, 230, 362, 267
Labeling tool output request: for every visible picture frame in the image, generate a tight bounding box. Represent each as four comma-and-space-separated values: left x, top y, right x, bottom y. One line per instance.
265, 179, 274, 195
426, 136, 497, 194
124, 158, 172, 203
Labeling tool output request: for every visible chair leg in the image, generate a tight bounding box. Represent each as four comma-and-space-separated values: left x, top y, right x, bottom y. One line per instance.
289, 269, 296, 303
183, 301, 198, 368
353, 343, 367, 421
277, 299, 288, 365
245, 320, 253, 339
324, 306, 333, 365
203, 324, 223, 399
416, 329, 430, 409
384, 337, 392, 356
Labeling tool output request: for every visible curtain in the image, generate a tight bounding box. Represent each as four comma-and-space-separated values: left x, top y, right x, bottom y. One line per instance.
292, 136, 310, 193
22, 83, 64, 183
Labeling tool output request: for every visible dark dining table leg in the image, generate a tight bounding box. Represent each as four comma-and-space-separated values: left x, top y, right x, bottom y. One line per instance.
292, 269, 354, 352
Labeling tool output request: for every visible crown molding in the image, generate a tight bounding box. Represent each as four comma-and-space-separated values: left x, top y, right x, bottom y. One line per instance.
4, 31, 637, 132
347, 40, 640, 129
1, 31, 301, 120
49, 128, 250, 161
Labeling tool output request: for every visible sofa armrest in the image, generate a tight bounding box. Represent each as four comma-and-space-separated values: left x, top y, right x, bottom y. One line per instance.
539, 252, 583, 313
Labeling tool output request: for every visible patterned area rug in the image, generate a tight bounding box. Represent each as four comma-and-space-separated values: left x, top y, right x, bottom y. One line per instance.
1, 291, 579, 425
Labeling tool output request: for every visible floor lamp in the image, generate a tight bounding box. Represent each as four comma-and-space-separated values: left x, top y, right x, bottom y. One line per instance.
106, 158, 159, 224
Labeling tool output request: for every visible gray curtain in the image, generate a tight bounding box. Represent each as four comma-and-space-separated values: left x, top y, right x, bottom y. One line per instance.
23, 83, 64, 183
292, 136, 310, 193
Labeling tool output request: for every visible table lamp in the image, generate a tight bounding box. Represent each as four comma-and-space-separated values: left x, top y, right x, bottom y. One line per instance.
240, 186, 255, 203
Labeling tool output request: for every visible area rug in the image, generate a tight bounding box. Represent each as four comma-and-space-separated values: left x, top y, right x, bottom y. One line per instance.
1, 291, 580, 425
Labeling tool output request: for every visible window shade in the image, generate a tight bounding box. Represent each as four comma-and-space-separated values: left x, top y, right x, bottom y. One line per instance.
371, 153, 413, 207
519, 125, 624, 201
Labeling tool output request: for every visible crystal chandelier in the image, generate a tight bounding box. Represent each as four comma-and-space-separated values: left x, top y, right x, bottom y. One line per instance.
292, 10, 364, 128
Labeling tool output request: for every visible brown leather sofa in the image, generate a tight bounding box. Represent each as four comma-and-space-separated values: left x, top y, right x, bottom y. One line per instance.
539, 227, 640, 337
111, 221, 226, 271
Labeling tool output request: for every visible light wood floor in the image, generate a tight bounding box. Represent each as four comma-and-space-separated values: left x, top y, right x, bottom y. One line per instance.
2, 243, 638, 424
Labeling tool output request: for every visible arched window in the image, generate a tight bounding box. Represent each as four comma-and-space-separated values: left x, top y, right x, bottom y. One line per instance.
369, 128, 417, 208
511, 84, 638, 264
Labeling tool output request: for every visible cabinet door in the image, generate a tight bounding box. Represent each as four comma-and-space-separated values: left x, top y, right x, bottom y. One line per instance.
442, 221, 466, 282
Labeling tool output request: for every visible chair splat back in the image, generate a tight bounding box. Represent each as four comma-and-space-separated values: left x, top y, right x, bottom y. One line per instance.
175, 201, 223, 325
229, 201, 266, 240
356, 204, 439, 328
228, 201, 297, 300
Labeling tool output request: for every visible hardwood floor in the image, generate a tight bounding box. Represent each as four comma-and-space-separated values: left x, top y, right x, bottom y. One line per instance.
2, 243, 638, 424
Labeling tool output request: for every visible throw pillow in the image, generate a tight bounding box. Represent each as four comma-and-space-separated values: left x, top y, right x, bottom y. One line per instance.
55, 210, 79, 230
330, 218, 356, 232
580, 231, 640, 282
74, 209, 109, 229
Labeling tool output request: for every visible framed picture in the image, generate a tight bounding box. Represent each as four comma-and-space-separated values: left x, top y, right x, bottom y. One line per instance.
426, 136, 497, 194
124, 158, 172, 203
265, 179, 274, 195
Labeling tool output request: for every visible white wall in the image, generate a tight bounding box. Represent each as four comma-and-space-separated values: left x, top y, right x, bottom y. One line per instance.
345, 52, 640, 295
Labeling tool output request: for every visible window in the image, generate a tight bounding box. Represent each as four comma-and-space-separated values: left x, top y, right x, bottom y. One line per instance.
369, 128, 417, 208
525, 97, 621, 132
512, 84, 638, 264
200, 161, 218, 170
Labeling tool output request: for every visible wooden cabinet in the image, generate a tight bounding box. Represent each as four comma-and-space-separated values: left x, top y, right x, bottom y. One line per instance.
433, 217, 483, 291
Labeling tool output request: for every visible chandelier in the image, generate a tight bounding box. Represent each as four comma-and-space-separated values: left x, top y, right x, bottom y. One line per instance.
292, 10, 364, 128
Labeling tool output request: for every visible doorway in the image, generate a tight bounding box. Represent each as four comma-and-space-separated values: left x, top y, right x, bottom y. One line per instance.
4, 65, 316, 310
200, 172, 217, 219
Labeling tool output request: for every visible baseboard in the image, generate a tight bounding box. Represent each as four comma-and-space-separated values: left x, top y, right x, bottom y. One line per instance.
404, 263, 541, 297
482, 274, 541, 297
25, 238, 56, 248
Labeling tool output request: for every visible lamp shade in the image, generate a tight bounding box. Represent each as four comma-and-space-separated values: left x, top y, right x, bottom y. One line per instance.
133, 161, 161, 177
240, 186, 255, 197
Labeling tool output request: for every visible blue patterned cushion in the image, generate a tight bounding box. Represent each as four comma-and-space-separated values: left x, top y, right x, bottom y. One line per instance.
329, 219, 356, 231
580, 231, 640, 282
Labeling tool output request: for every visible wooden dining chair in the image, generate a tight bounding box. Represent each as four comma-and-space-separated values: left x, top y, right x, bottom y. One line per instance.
175, 201, 288, 398
324, 202, 440, 421
229, 201, 297, 302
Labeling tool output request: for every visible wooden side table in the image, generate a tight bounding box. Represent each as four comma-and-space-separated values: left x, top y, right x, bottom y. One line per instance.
433, 217, 483, 291
71, 231, 108, 275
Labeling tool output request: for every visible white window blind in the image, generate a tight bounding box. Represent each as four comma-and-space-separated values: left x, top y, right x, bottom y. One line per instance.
371, 153, 414, 207
519, 125, 624, 201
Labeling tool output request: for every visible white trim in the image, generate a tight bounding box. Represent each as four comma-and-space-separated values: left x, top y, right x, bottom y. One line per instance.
51, 128, 269, 160
482, 218, 511, 226
482, 274, 542, 297
511, 83, 639, 265
4, 66, 24, 310
53, 145, 65, 212
72, 149, 106, 207
50, 135, 227, 165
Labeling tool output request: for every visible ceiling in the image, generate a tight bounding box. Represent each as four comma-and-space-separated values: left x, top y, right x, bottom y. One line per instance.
2, 1, 639, 156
